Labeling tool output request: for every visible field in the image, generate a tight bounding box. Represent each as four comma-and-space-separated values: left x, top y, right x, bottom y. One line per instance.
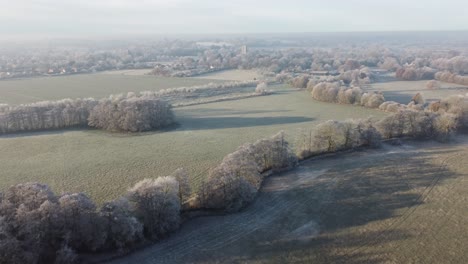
367, 79, 468, 104
97, 69, 153, 76
0, 74, 219, 105
193, 69, 261, 81
110, 136, 468, 264
0, 84, 386, 204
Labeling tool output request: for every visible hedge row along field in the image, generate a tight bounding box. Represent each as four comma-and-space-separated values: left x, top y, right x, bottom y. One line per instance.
0, 81, 267, 134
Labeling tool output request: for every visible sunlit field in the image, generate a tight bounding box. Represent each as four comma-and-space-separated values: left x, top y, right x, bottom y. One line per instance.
0, 85, 386, 204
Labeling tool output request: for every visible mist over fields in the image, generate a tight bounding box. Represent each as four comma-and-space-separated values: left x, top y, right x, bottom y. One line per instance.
1, 1, 468, 263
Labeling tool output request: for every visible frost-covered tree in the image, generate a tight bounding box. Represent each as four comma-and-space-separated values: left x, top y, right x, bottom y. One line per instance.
255, 82, 269, 94
88, 94, 174, 132
127, 177, 180, 240
58, 193, 106, 252
171, 168, 191, 204
426, 80, 441, 90
99, 198, 143, 249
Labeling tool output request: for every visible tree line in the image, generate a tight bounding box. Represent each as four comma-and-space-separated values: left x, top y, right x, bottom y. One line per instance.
435, 71, 468, 86
0, 95, 174, 134
0, 81, 264, 135
310, 82, 385, 108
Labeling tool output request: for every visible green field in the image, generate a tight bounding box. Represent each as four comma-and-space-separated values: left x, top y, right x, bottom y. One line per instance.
110, 136, 468, 264
0, 84, 386, 204
367, 80, 468, 104
0, 74, 219, 104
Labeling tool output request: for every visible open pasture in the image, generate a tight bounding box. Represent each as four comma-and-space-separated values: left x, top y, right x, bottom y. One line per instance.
110, 136, 468, 264
368, 79, 468, 104
0, 74, 219, 105
0, 85, 386, 204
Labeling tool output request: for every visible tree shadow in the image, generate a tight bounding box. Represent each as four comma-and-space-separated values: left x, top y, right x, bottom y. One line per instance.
167, 142, 461, 264
178, 116, 315, 130
0, 126, 88, 138
178, 108, 292, 116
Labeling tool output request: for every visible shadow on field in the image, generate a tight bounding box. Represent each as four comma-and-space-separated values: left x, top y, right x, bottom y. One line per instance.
180, 116, 315, 130
186, 144, 459, 263
0, 126, 87, 138
111, 142, 463, 264
179, 108, 292, 116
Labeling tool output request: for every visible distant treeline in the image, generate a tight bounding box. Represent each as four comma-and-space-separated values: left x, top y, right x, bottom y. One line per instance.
435, 71, 468, 86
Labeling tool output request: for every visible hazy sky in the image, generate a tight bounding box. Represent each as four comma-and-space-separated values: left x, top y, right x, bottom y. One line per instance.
1, 0, 467, 38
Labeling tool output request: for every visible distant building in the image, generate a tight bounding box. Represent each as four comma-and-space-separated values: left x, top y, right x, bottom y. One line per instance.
241, 45, 248, 55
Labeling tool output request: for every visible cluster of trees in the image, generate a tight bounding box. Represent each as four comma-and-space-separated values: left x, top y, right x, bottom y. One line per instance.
295, 119, 381, 159
88, 94, 174, 132
430, 95, 468, 129
0, 169, 188, 263
339, 68, 372, 85
376, 110, 458, 140
289, 75, 310, 89
379, 101, 411, 112
435, 71, 468, 86
431, 56, 468, 74
0, 94, 175, 134
395, 67, 435, 80
287, 69, 370, 90
310, 82, 385, 108
380, 93, 426, 113
199, 132, 297, 212
378, 95, 467, 140
379, 57, 401, 71
0, 99, 98, 134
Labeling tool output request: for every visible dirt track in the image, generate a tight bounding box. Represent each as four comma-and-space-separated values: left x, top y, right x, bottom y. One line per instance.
109, 136, 468, 264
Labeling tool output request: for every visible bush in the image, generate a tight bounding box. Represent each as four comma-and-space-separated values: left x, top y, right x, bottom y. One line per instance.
255, 82, 269, 94
426, 80, 441, 90
360, 92, 385, 108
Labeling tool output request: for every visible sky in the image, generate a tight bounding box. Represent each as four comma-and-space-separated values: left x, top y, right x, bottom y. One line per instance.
1, 0, 467, 38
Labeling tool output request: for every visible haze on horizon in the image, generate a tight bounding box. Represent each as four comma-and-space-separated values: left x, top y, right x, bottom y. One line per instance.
1, 0, 468, 39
